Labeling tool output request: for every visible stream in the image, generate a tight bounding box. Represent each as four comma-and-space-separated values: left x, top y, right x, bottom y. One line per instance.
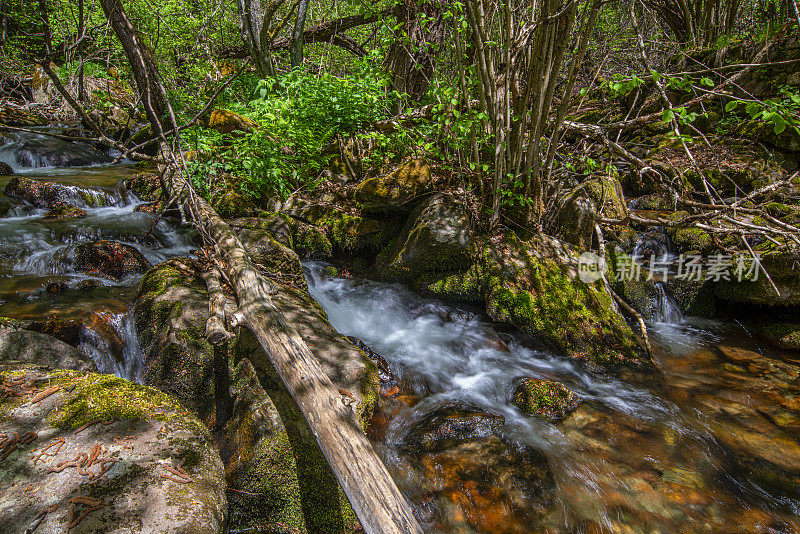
0, 132, 194, 381
2, 132, 800, 532
305, 262, 800, 533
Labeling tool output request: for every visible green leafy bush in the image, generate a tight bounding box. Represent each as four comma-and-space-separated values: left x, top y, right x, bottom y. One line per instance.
187, 61, 392, 201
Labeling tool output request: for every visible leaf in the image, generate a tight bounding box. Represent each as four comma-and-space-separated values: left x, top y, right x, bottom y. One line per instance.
725, 100, 739, 112
772, 115, 787, 134
701, 77, 714, 87
662, 109, 674, 123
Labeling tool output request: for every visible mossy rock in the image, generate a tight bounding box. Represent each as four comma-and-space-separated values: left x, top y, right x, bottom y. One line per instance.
298, 205, 391, 254
511, 378, 581, 422
208, 108, 258, 135
0, 366, 227, 533
133, 258, 220, 427
738, 118, 800, 154
43, 203, 87, 220
761, 322, 800, 351
413, 264, 484, 304
354, 159, 433, 215
0, 162, 13, 175
233, 214, 333, 259
210, 189, 258, 219
482, 233, 649, 370
715, 252, 800, 307
220, 358, 359, 534
0, 327, 96, 372
125, 171, 162, 202
4, 176, 114, 209
374, 194, 473, 281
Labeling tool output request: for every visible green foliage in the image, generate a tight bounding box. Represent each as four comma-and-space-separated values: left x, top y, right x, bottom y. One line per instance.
724, 87, 800, 135
188, 62, 391, 201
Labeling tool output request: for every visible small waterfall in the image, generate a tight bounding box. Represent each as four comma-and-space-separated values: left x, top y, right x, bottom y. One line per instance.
78, 310, 144, 383
630, 230, 683, 325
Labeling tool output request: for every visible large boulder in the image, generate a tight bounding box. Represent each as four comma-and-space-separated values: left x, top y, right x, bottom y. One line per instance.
233, 213, 333, 259
0, 366, 227, 533
124, 172, 162, 202
354, 159, 433, 215
133, 258, 219, 426
219, 358, 361, 533
376, 194, 472, 280
4, 176, 115, 209
0, 326, 96, 372
482, 233, 649, 370
715, 252, 800, 307
73, 240, 151, 281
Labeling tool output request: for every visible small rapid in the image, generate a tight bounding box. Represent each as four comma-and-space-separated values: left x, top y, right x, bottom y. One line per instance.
304, 261, 800, 532
0, 164, 194, 383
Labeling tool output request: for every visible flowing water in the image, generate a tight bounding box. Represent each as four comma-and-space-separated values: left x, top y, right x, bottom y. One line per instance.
305, 262, 800, 533
0, 133, 194, 382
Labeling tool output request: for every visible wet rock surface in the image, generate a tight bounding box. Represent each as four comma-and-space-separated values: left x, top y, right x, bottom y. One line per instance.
511, 378, 581, 422
0, 366, 227, 533
4, 176, 115, 209
0, 326, 96, 372
43, 203, 87, 220
73, 240, 152, 281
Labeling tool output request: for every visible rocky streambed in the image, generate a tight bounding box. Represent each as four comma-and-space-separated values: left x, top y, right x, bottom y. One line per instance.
2, 134, 800, 533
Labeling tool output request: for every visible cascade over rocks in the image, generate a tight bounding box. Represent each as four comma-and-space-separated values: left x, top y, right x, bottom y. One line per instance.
0, 366, 227, 533
4, 176, 115, 209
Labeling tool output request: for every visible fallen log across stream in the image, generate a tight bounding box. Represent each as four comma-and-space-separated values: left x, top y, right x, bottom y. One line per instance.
166, 169, 424, 534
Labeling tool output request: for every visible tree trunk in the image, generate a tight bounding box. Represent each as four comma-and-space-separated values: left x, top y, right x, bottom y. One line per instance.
99, 0, 168, 134
385, 0, 446, 105
236, 0, 282, 77
168, 171, 424, 534
290, 0, 310, 68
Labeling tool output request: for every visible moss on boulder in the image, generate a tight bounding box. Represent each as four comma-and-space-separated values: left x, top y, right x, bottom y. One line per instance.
557, 175, 627, 248
0, 366, 227, 533
511, 378, 581, 422
220, 358, 360, 533
210, 189, 258, 219
482, 233, 648, 370
125, 172, 162, 202
354, 159, 433, 215
413, 264, 483, 304
208, 108, 258, 135
133, 258, 219, 427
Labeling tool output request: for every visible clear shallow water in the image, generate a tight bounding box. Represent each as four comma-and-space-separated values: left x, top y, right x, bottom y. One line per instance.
0, 164, 194, 382
304, 262, 800, 533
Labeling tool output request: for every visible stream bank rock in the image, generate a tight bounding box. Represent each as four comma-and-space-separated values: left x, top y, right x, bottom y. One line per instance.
376, 193, 472, 280
0, 325, 96, 372
0, 366, 226, 533
354, 159, 433, 215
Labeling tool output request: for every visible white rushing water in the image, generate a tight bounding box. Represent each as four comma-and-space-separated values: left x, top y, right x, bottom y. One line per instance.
303, 262, 675, 440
